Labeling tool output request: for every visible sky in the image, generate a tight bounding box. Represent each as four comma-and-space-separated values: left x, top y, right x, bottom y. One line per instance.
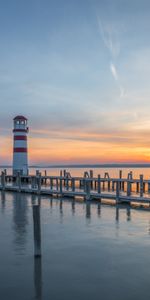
1, 0, 150, 165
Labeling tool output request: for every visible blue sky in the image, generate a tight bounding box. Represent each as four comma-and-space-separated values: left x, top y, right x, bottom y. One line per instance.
1, 0, 150, 164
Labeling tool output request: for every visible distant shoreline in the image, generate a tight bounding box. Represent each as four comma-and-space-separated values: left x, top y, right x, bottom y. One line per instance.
1, 164, 150, 169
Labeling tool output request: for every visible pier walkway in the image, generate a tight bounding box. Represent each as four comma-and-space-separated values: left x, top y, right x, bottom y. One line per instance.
0, 170, 150, 206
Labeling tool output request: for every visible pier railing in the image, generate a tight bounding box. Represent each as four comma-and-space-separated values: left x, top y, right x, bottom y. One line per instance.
1, 170, 150, 205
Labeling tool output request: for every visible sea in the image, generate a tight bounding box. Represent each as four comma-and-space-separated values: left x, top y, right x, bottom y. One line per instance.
0, 166, 150, 300
1, 165, 150, 178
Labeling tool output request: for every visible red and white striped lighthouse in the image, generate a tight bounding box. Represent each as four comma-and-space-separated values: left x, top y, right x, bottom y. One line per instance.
13, 115, 29, 175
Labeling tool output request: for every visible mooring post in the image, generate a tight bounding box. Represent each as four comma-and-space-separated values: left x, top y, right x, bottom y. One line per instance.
148, 181, 150, 193
79, 178, 82, 189
37, 173, 41, 194
66, 177, 69, 191
89, 170, 93, 189
63, 170, 66, 187
50, 178, 53, 191
136, 182, 139, 193
44, 170, 47, 184
127, 173, 131, 196
112, 180, 115, 191
56, 178, 59, 191
59, 177, 62, 194
122, 181, 125, 191
130, 171, 133, 192
116, 181, 120, 203
31, 176, 35, 190
72, 178, 75, 192
130, 171, 133, 179
33, 205, 41, 257
94, 178, 97, 190
85, 179, 91, 201
1, 171, 5, 190
108, 179, 110, 191
119, 170, 122, 189
127, 180, 131, 196
36, 170, 39, 176
97, 175, 101, 194
35, 170, 39, 187
140, 175, 143, 197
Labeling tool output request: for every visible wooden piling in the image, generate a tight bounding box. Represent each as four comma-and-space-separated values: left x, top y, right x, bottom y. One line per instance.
119, 170, 122, 189
97, 175, 101, 194
1, 171, 5, 190
116, 181, 120, 203
33, 205, 41, 257
136, 182, 139, 193
89, 170, 93, 189
72, 178, 75, 192
50, 178, 53, 190
127, 180, 131, 196
37, 173, 41, 194
112, 181, 115, 191
85, 179, 91, 201
56, 178, 59, 191
59, 177, 62, 194
140, 175, 143, 197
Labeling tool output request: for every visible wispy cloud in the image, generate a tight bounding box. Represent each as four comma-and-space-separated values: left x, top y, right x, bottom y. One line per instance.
97, 17, 125, 98
110, 62, 125, 97
98, 18, 120, 58
110, 62, 118, 81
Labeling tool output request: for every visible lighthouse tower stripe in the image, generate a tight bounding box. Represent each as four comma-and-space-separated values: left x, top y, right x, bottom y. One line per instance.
13, 129, 28, 133
14, 136, 27, 140
14, 148, 27, 152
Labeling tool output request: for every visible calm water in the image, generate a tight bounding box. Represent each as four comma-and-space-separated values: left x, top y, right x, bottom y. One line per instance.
2, 166, 150, 178
0, 191, 150, 300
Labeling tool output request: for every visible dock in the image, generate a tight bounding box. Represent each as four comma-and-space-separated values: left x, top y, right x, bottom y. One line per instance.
1, 169, 150, 206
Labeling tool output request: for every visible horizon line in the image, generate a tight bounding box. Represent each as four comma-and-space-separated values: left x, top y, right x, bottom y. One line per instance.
1, 163, 150, 168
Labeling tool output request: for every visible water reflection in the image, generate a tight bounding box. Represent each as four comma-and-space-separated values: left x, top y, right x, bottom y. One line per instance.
34, 257, 42, 300
115, 205, 131, 223
97, 203, 101, 218
12, 193, 28, 253
71, 199, 75, 215
86, 202, 91, 221
50, 198, 53, 209
31, 194, 37, 206
59, 199, 63, 223
1, 191, 6, 213
126, 206, 131, 221
116, 206, 119, 222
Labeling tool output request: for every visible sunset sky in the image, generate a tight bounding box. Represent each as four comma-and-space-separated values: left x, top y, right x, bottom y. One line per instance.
1, 0, 150, 165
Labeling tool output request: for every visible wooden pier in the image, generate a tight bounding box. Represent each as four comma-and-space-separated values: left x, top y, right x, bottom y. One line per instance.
1, 169, 150, 206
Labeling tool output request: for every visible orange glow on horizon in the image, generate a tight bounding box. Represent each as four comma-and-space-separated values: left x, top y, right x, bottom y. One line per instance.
1, 128, 150, 165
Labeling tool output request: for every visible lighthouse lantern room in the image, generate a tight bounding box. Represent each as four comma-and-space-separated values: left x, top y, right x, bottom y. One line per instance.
13, 115, 29, 175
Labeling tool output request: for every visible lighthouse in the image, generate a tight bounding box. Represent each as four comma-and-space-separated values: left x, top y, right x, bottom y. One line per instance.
13, 115, 29, 175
